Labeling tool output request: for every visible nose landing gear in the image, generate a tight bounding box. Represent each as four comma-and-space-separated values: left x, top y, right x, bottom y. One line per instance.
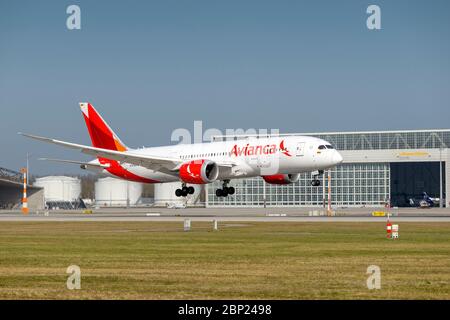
215, 180, 235, 197
310, 170, 324, 187
175, 183, 195, 197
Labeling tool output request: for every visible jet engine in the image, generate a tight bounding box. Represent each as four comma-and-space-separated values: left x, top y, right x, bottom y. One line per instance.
262, 173, 300, 185
179, 160, 219, 184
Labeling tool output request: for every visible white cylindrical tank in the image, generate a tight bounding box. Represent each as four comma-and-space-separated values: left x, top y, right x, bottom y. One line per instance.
95, 177, 143, 207
154, 182, 202, 207
34, 176, 81, 202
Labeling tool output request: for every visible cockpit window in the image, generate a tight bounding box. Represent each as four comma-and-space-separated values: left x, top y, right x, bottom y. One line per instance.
318, 145, 326, 150
325, 145, 334, 149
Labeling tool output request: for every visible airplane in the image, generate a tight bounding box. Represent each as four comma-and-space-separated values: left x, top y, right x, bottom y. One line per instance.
419, 192, 435, 208
20, 103, 343, 198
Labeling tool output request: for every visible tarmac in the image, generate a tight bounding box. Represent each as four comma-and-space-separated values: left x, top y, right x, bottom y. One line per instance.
1, 207, 450, 222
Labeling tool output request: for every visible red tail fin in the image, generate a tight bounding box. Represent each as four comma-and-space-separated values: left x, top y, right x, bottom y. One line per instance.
79, 103, 128, 151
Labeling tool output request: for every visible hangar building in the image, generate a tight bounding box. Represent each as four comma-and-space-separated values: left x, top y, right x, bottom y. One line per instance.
0, 166, 44, 210
206, 129, 449, 208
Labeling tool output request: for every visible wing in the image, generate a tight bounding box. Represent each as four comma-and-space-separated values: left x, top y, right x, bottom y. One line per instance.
20, 133, 182, 171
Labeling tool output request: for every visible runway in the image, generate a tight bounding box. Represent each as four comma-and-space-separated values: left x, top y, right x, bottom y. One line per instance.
1, 207, 450, 222
1, 216, 450, 222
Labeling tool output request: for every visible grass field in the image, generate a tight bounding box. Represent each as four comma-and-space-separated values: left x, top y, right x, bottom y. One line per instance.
0, 221, 449, 299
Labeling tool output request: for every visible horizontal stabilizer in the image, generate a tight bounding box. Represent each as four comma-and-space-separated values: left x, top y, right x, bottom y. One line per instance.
38, 158, 110, 168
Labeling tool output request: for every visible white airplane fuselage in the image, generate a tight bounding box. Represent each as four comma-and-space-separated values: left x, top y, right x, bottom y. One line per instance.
88, 135, 343, 183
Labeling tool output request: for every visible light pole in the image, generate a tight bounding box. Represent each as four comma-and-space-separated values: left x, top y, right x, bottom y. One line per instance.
26, 153, 32, 183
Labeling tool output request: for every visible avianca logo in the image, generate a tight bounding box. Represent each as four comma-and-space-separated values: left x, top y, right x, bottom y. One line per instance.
279, 140, 292, 157
231, 140, 292, 157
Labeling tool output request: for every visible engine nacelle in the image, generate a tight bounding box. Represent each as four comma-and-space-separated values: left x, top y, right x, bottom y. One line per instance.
179, 160, 219, 184
262, 173, 300, 185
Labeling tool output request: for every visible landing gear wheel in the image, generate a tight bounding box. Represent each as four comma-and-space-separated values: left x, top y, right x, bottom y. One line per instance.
188, 186, 195, 194
310, 180, 320, 186
181, 189, 188, 197
175, 189, 182, 197
216, 180, 234, 198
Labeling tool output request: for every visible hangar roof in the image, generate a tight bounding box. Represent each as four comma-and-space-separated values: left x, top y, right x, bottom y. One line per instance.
213, 129, 450, 151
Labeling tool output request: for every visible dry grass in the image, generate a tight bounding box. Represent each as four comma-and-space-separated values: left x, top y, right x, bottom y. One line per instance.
0, 221, 449, 299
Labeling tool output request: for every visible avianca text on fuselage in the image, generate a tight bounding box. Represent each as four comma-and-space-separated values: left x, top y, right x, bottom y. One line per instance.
20, 102, 344, 198
230, 140, 291, 157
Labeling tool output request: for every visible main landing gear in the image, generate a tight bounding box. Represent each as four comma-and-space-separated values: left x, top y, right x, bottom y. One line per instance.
175, 183, 195, 197
216, 180, 235, 197
310, 179, 320, 186
310, 170, 324, 187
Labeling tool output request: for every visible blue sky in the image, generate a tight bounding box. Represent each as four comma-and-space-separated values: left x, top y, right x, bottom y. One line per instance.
1, 0, 450, 174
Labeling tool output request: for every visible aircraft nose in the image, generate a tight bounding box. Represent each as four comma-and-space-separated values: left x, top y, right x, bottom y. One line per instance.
333, 151, 343, 165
